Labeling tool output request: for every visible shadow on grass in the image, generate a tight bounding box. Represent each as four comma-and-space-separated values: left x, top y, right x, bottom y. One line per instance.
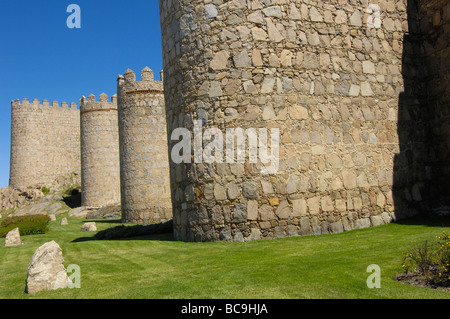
71, 215, 450, 244
72, 233, 174, 242
83, 219, 124, 224
72, 220, 174, 243
393, 214, 450, 228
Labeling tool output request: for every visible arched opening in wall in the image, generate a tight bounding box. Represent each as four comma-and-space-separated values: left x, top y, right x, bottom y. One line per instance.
63, 187, 82, 209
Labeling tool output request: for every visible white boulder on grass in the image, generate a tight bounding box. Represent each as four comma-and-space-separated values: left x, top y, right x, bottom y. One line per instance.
81, 222, 97, 232
26, 241, 71, 294
5, 227, 22, 247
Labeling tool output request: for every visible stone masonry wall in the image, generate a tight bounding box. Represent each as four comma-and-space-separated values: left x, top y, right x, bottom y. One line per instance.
160, 0, 409, 242
394, 0, 450, 215
9, 99, 81, 189
80, 93, 121, 208
117, 67, 173, 224
418, 0, 450, 206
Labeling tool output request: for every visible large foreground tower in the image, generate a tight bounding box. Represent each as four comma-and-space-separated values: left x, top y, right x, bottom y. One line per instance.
160, 0, 413, 241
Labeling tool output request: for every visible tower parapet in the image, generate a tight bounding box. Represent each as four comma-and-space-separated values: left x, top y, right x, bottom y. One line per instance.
120, 68, 164, 96
117, 67, 172, 224
11, 98, 79, 110
80, 93, 120, 208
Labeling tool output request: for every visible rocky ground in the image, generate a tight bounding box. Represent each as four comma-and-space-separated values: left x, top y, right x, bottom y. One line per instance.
0, 186, 121, 221
0, 186, 46, 212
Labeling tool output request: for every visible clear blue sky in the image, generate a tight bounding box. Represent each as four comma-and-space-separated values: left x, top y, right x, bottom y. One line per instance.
0, 1, 163, 188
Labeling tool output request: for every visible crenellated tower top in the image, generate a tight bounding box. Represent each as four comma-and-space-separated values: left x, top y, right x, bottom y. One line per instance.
80, 93, 118, 113
11, 98, 79, 111
117, 67, 164, 93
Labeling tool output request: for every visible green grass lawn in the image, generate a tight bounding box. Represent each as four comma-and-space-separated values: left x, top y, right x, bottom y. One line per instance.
1, 213, 450, 299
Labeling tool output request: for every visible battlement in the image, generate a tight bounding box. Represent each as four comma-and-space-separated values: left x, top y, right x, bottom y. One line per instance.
117, 67, 164, 93
80, 93, 118, 113
11, 98, 79, 111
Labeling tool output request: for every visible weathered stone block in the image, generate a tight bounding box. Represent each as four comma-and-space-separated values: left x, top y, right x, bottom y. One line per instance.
5, 228, 21, 247
362, 61, 376, 74
342, 171, 357, 189
307, 197, 320, 215
234, 229, 245, 242
321, 196, 334, 212
309, 7, 323, 22
234, 50, 251, 68
275, 200, 291, 219
300, 217, 312, 235
251, 27, 267, 41
247, 200, 258, 220
226, 182, 240, 200
355, 218, 371, 229
219, 227, 232, 241
81, 222, 97, 232
289, 105, 309, 120
26, 241, 70, 294
259, 204, 275, 221
287, 225, 300, 237
330, 221, 344, 234
214, 184, 227, 201
273, 226, 286, 238
242, 181, 258, 199
210, 51, 230, 70
350, 10, 362, 26
269, 197, 280, 206
292, 199, 307, 217
261, 180, 274, 194
246, 228, 262, 241
233, 203, 247, 223
370, 215, 384, 227
204, 4, 218, 19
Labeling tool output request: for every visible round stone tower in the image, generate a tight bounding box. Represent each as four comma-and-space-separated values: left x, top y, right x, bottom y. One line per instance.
117, 67, 172, 224
9, 98, 80, 189
80, 93, 120, 208
159, 0, 409, 241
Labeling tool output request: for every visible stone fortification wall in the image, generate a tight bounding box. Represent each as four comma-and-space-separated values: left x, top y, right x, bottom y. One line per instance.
395, 0, 450, 215
9, 99, 81, 190
417, 0, 450, 206
117, 67, 172, 224
160, 0, 410, 242
80, 93, 121, 208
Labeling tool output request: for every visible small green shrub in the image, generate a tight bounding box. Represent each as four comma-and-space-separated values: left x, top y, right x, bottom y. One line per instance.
435, 231, 450, 283
41, 187, 50, 195
400, 231, 450, 287
0, 215, 50, 237
401, 240, 435, 275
